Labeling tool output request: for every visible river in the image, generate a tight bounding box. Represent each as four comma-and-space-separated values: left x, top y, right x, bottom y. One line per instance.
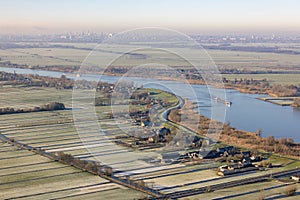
1, 66, 299, 142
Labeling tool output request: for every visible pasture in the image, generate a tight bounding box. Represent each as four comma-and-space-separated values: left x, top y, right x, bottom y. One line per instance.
1, 42, 300, 73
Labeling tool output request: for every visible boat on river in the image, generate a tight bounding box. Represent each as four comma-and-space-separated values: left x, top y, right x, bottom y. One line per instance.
214, 97, 232, 107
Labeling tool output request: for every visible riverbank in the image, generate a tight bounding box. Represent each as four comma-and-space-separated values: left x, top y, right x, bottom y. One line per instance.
258, 97, 300, 107
1, 66, 300, 142
2, 65, 299, 98
167, 98, 300, 158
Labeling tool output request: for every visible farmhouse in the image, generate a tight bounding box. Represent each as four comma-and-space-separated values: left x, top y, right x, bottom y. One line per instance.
290, 175, 300, 182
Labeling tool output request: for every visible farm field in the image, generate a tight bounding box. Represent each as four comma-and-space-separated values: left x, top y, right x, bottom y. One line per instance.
208, 49, 300, 70
1, 85, 299, 199
183, 181, 299, 200
0, 142, 144, 200
205, 42, 300, 55
0, 86, 73, 108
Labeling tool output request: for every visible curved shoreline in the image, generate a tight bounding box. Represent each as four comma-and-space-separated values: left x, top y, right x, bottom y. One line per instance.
3, 65, 299, 98
163, 94, 300, 158
1, 66, 299, 144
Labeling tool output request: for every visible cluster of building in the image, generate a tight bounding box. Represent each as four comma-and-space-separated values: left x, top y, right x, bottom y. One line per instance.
216, 149, 266, 176
178, 146, 238, 160
158, 146, 264, 167
133, 127, 171, 144
115, 127, 172, 150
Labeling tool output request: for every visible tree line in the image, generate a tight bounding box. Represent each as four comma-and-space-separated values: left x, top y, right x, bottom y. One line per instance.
223, 77, 300, 97
0, 102, 65, 115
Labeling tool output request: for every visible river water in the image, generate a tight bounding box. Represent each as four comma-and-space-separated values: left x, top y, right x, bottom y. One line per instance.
1, 66, 299, 142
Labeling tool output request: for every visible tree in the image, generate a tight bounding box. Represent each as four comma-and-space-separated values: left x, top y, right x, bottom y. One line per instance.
283, 184, 297, 196
292, 98, 300, 107
104, 166, 113, 176
256, 128, 262, 137
258, 194, 265, 200
57, 152, 74, 163
265, 136, 275, 146
48, 102, 65, 110
136, 180, 146, 187
226, 155, 233, 163
85, 162, 97, 173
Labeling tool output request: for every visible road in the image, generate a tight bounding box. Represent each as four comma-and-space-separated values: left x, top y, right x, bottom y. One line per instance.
159, 95, 200, 137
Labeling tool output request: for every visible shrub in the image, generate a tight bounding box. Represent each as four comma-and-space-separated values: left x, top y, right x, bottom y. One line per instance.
283, 184, 297, 196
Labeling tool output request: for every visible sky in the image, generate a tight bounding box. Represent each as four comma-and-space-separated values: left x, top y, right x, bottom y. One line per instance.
0, 0, 300, 34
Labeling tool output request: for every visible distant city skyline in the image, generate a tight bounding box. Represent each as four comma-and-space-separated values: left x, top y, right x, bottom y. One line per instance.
1, 0, 300, 34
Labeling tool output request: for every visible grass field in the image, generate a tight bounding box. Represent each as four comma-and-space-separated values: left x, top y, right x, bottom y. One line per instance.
1, 42, 300, 73
223, 74, 300, 85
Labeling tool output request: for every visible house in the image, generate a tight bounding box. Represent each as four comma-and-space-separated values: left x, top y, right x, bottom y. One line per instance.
160, 152, 181, 163
148, 137, 154, 143
141, 121, 150, 127
203, 150, 219, 159
218, 165, 234, 172
158, 127, 171, 136
191, 136, 202, 147
290, 175, 300, 182
217, 147, 226, 154
238, 160, 253, 168
218, 166, 258, 176
242, 151, 251, 158
250, 155, 263, 162
217, 146, 235, 155
223, 151, 229, 157
189, 152, 199, 159
242, 157, 252, 164
225, 146, 235, 152
179, 154, 190, 160
178, 150, 200, 160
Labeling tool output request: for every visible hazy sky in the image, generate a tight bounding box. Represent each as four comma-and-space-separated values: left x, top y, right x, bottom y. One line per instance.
1, 0, 300, 34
